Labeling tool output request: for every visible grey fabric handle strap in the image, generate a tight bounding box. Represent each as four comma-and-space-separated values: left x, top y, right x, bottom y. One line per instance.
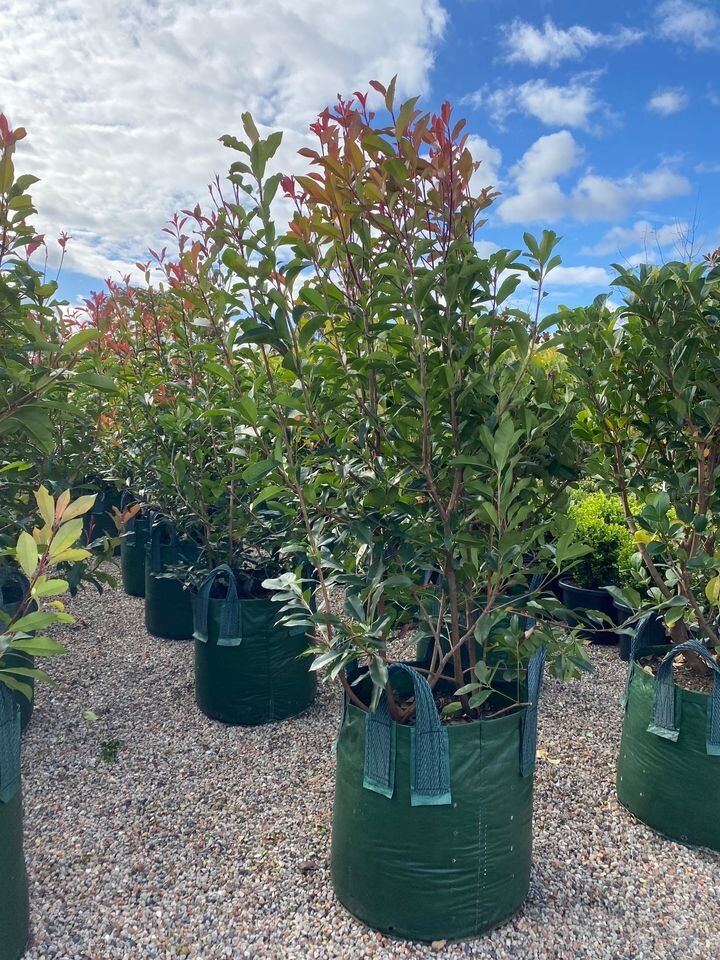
520, 645, 546, 777
364, 663, 451, 807
193, 565, 241, 646
0, 686, 21, 804
149, 516, 178, 573
649, 639, 720, 755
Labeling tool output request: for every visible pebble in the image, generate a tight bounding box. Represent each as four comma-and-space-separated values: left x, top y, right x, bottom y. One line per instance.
18, 585, 720, 959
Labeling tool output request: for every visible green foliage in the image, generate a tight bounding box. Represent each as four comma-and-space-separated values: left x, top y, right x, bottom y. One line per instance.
100, 737, 122, 764
568, 490, 635, 589
0, 486, 96, 698
557, 257, 720, 646
0, 114, 114, 568
212, 87, 591, 721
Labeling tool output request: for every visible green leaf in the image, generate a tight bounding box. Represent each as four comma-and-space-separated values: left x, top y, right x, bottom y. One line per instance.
8, 635, 66, 656
241, 459, 278, 484
61, 494, 97, 521
0, 675, 33, 700
16, 530, 38, 578
64, 329, 98, 352
9, 610, 72, 632
48, 518, 83, 558
241, 112, 259, 144
32, 578, 69, 598
344, 593, 365, 622
74, 372, 115, 392
236, 396, 258, 425
251, 485, 285, 510
35, 486, 55, 527
369, 656, 389, 694
298, 313, 327, 348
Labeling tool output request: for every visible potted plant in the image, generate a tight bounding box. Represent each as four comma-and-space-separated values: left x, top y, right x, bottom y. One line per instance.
117, 493, 149, 598
219, 86, 589, 940
193, 561, 316, 725
0, 487, 97, 960
0, 566, 35, 731
143, 515, 199, 640
559, 489, 635, 645
558, 255, 720, 851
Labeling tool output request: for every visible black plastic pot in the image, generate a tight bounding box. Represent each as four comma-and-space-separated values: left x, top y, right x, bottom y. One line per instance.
81, 481, 122, 554
0, 567, 34, 732
617, 639, 720, 851
559, 579, 618, 644
612, 600, 669, 661
331, 655, 545, 941
193, 566, 316, 725
0, 688, 29, 960
120, 513, 150, 598
144, 518, 195, 640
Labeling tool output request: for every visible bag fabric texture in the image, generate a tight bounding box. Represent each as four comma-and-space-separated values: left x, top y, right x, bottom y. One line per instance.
194, 565, 316, 725
0, 687, 29, 960
331, 651, 545, 941
617, 633, 720, 851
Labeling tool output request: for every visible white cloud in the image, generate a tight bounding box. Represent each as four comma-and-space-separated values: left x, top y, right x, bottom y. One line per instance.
647, 88, 689, 115
502, 18, 643, 67
466, 135, 502, 190
498, 131, 691, 224
468, 79, 601, 130
0, 0, 447, 283
511, 131, 584, 188
657, 0, 720, 50
551, 265, 612, 286
581, 220, 690, 255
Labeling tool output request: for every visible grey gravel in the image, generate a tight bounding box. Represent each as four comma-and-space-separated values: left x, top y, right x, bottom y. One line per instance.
19, 583, 720, 960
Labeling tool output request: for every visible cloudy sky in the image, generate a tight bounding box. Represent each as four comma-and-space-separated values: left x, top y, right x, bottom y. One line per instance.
1, 0, 718, 310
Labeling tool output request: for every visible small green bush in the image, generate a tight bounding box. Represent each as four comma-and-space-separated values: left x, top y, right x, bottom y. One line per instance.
569, 490, 635, 589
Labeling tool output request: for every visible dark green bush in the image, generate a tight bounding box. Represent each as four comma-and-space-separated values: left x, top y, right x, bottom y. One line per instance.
569, 490, 635, 589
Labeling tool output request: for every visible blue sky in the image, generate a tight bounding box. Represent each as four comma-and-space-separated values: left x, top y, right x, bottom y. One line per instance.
1, 0, 718, 312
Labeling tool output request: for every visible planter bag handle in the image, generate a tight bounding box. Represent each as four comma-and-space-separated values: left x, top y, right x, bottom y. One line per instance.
649, 639, 720, 755
520, 645, 547, 777
0, 686, 21, 804
0, 567, 30, 612
120, 491, 139, 535
363, 663, 451, 807
620, 613, 657, 709
149, 516, 178, 574
193, 565, 241, 647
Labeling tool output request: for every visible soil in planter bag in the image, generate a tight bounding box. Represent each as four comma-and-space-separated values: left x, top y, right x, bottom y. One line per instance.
617, 627, 720, 852
144, 518, 194, 640
0, 687, 29, 960
332, 652, 546, 942
193, 565, 316, 725
120, 495, 150, 598
0, 567, 34, 732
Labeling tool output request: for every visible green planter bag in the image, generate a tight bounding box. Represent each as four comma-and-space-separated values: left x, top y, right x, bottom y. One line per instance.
0, 687, 29, 960
331, 652, 545, 942
194, 565, 316, 725
0, 567, 34, 732
120, 510, 150, 598
144, 518, 194, 640
617, 631, 720, 852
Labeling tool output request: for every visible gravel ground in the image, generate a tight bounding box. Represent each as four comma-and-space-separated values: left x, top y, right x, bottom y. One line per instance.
19, 583, 720, 960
